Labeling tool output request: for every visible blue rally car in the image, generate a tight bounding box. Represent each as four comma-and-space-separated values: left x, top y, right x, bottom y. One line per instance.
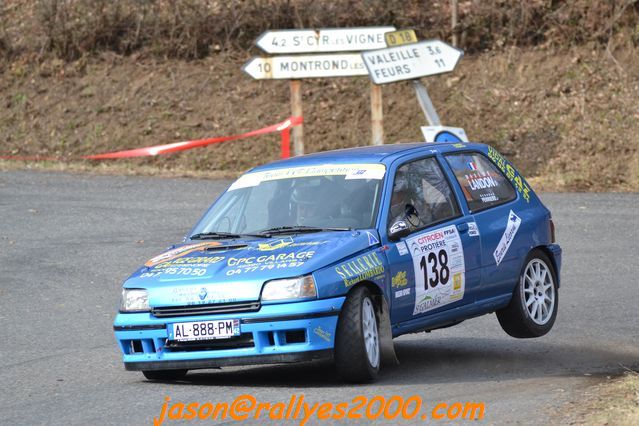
114, 142, 561, 383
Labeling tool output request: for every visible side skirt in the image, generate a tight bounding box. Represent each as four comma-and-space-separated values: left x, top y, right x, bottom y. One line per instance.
391, 293, 512, 337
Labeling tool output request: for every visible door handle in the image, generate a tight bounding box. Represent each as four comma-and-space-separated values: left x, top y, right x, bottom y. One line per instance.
457, 222, 469, 233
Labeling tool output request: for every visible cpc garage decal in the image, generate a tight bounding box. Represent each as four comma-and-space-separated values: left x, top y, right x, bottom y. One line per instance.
407, 225, 465, 315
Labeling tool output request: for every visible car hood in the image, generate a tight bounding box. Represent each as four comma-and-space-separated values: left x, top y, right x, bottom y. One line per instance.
124, 230, 380, 307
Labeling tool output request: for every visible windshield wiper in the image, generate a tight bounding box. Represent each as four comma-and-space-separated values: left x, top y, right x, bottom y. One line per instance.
256, 226, 352, 237
190, 232, 241, 240
189, 231, 267, 240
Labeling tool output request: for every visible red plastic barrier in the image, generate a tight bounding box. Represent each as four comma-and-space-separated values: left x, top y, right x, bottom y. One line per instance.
0, 116, 302, 161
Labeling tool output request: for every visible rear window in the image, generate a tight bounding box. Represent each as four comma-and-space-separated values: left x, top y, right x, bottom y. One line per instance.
445, 152, 516, 211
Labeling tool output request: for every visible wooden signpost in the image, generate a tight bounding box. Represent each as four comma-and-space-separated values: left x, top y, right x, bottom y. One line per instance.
243, 26, 395, 155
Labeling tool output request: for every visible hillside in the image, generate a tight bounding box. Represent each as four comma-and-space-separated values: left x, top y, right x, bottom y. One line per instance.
1, 1, 638, 190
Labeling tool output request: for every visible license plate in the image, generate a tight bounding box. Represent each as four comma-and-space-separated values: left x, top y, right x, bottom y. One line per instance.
169, 319, 240, 341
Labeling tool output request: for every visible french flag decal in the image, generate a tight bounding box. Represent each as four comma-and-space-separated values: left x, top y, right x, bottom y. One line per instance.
467, 161, 477, 171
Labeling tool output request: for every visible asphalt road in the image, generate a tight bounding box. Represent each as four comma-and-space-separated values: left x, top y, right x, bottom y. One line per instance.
1, 170, 637, 425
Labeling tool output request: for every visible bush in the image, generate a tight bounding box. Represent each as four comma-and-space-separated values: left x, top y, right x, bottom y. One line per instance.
2, 0, 637, 61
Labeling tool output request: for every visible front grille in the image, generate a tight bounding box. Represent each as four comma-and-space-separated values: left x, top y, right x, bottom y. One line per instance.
164, 334, 255, 351
151, 301, 260, 318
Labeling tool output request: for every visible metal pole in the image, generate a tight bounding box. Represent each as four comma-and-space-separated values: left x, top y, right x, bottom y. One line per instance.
370, 82, 384, 145
412, 80, 441, 126
289, 80, 304, 156
451, 0, 459, 47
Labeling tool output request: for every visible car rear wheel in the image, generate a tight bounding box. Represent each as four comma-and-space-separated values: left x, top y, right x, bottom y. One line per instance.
335, 286, 380, 383
142, 369, 188, 381
497, 249, 558, 338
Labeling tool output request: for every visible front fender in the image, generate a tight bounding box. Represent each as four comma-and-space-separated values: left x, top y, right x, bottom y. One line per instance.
313, 247, 397, 366
313, 248, 389, 299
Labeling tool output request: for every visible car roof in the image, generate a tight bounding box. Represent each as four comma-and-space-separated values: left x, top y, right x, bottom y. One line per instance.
250, 141, 487, 172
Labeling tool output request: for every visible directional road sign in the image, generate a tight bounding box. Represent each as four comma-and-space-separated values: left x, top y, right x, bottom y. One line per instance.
361, 40, 463, 84
256, 27, 395, 54
242, 53, 368, 80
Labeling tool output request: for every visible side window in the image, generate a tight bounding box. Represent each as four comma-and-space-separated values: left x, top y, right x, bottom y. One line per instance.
388, 157, 461, 233
445, 152, 517, 211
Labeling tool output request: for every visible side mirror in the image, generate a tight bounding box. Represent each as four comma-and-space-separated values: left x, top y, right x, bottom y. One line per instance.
404, 204, 420, 226
388, 220, 410, 241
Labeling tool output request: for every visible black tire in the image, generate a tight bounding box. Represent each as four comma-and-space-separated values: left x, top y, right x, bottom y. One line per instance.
142, 369, 188, 381
497, 249, 558, 338
334, 286, 380, 383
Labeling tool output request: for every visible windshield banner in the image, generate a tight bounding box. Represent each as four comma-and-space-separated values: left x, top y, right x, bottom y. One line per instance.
229, 163, 386, 191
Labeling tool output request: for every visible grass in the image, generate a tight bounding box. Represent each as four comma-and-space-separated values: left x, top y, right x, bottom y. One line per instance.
570, 370, 639, 425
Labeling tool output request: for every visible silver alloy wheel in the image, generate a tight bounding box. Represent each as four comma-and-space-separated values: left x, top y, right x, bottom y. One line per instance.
361, 297, 380, 368
521, 258, 556, 325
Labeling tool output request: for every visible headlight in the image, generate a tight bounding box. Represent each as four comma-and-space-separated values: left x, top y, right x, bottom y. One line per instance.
261, 276, 317, 302
120, 288, 149, 312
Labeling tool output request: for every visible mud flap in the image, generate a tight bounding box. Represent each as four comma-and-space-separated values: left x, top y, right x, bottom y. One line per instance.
377, 295, 399, 366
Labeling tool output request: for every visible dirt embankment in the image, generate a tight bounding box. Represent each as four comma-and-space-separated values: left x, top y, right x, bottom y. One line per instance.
1, 45, 638, 191
1, 1, 638, 190
558, 371, 639, 425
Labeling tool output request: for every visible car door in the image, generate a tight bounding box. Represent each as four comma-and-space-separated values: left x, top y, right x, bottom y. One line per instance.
382, 155, 482, 324
443, 151, 523, 299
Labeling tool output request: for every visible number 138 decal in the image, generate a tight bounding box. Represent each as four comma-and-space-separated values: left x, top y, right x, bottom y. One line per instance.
408, 225, 466, 315
420, 249, 450, 289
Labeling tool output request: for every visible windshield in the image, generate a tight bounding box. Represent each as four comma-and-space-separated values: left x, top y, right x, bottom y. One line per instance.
190, 164, 385, 236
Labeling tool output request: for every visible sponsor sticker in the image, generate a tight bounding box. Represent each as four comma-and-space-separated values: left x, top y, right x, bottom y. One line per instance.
407, 225, 466, 315
345, 167, 386, 180
479, 191, 498, 203
493, 210, 521, 266
255, 237, 329, 252
167, 285, 237, 305
391, 271, 408, 288
396, 241, 409, 256
314, 326, 332, 342
145, 242, 223, 267
394, 288, 411, 298
226, 250, 315, 276
257, 236, 294, 251
335, 252, 385, 287
465, 171, 499, 192
453, 272, 463, 290
152, 256, 225, 269
366, 231, 380, 246
487, 147, 531, 202
468, 221, 479, 237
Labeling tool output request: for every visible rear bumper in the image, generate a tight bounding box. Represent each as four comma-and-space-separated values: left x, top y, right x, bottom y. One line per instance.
114, 297, 344, 371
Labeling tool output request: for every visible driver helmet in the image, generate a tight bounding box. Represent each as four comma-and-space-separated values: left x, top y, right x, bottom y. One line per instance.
291, 182, 317, 205
291, 179, 324, 223
393, 172, 409, 193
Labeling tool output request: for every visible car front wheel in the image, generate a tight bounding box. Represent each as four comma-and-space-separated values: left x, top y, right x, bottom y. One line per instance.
335, 286, 380, 383
497, 249, 558, 338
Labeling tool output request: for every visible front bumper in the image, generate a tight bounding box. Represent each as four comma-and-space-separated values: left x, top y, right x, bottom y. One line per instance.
113, 297, 344, 371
